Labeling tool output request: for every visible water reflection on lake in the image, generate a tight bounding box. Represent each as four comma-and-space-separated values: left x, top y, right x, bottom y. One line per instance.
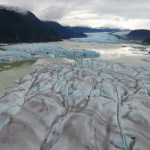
51, 41, 150, 66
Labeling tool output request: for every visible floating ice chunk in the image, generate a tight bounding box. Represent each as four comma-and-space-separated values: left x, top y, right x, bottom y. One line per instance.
15, 79, 20, 84
4, 66, 11, 68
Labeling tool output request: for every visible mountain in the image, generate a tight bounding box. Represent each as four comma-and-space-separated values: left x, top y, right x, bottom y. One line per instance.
0, 5, 61, 43
143, 38, 150, 44
65, 26, 128, 33
127, 29, 150, 40
44, 21, 87, 39
127, 29, 150, 44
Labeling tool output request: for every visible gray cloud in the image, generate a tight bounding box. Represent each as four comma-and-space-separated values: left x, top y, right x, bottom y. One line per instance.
40, 5, 71, 20
0, 0, 150, 29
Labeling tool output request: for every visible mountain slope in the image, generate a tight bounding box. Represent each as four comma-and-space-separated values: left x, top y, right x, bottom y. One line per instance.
44, 21, 87, 39
0, 5, 61, 43
126, 29, 150, 44
65, 26, 126, 33
127, 29, 150, 40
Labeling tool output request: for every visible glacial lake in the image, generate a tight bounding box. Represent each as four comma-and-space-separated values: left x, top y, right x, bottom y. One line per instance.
0, 57, 74, 92
51, 41, 150, 66
0, 39, 150, 91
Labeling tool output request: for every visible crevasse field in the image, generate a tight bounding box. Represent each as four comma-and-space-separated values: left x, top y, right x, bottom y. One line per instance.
0, 32, 150, 150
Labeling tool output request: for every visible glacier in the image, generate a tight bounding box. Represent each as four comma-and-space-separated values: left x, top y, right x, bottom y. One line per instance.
0, 51, 35, 62
0, 43, 100, 63
67, 31, 141, 44
0, 58, 150, 150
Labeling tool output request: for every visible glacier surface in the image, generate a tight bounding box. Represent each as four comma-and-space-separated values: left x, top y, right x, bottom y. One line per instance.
67, 31, 141, 44
0, 58, 150, 150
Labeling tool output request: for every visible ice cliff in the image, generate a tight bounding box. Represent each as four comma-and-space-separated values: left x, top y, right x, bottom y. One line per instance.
0, 43, 100, 62
0, 58, 150, 150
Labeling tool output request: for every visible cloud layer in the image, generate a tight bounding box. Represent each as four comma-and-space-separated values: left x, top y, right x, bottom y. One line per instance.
1, 0, 150, 29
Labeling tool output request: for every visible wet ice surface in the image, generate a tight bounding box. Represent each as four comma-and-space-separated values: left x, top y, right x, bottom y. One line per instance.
0, 51, 35, 62
0, 58, 150, 150
0, 43, 100, 63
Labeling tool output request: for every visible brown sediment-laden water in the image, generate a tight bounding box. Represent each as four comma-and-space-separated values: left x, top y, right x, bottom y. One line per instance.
0, 58, 74, 91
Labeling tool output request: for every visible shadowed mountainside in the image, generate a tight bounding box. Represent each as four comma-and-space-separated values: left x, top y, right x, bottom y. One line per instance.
65, 26, 128, 33
143, 38, 150, 44
0, 6, 61, 43
44, 21, 87, 39
127, 29, 150, 44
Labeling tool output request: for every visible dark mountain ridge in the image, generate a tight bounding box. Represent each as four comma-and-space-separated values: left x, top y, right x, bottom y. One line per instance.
0, 5, 61, 43
127, 29, 150, 44
44, 21, 87, 39
65, 26, 129, 33
127, 29, 150, 40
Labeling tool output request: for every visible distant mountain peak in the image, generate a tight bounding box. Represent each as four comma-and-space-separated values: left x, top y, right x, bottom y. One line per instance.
0, 4, 28, 15
44, 21, 87, 39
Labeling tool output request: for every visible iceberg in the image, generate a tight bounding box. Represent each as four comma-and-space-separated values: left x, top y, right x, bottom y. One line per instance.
0, 51, 36, 62
0, 43, 100, 62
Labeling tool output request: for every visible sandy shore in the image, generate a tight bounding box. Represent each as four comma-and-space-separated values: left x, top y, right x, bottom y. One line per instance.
0, 58, 150, 150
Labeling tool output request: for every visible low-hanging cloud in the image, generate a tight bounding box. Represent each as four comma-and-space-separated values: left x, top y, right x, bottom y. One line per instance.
0, 0, 150, 29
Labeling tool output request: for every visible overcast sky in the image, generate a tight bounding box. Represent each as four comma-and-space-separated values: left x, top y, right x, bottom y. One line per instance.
1, 0, 150, 29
